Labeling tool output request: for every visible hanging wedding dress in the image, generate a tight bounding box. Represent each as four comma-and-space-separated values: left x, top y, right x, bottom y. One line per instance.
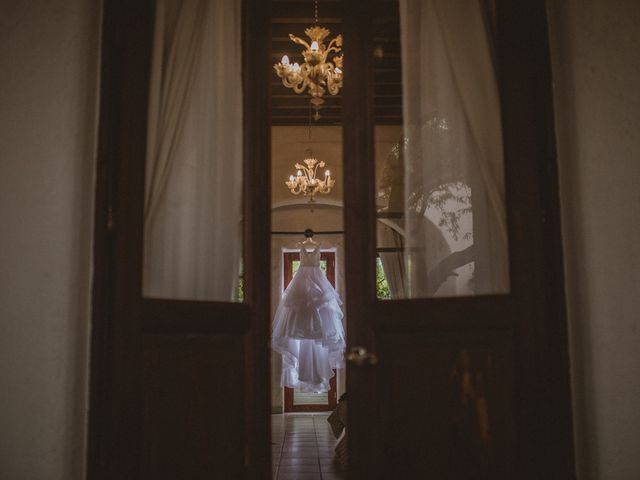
272, 244, 346, 393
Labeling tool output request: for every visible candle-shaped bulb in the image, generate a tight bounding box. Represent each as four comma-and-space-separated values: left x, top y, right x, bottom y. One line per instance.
289, 175, 295, 182
310, 41, 319, 51
281, 55, 290, 65
297, 170, 302, 177
292, 63, 301, 72
335, 67, 342, 75
325, 170, 330, 176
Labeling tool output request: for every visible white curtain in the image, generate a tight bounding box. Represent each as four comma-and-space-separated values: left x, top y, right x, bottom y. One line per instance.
400, 0, 509, 297
143, 0, 243, 301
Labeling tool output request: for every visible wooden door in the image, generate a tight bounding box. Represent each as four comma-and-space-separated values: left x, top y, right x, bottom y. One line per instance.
342, 0, 574, 479
282, 251, 338, 412
87, 1, 271, 479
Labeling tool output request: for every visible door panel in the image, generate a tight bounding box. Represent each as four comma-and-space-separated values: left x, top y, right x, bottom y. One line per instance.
378, 333, 515, 479
141, 334, 245, 479
343, 0, 573, 478
89, 0, 271, 478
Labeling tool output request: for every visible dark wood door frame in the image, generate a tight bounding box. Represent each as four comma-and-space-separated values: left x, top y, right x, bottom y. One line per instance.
282, 251, 338, 412
87, 0, 272, 478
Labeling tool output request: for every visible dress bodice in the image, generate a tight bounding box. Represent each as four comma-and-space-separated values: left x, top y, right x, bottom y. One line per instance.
300, 244, 320, 267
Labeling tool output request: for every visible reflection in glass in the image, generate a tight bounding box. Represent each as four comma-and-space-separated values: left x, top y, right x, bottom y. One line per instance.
376, 0, 509, 299
143, 0, 243, 301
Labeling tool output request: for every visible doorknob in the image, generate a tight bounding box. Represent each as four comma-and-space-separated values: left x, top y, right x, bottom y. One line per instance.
347, 346, 378, 366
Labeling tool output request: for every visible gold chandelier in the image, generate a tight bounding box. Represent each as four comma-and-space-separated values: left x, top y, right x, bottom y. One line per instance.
273, 1, 343, 120
286, 155, 335, 202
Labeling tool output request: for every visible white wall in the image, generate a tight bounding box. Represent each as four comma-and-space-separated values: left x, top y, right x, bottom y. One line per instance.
548, 1, 640, 478
0, 1, 100, 479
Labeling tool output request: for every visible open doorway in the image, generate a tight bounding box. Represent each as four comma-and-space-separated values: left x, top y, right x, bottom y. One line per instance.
269, 121, 348, 477
269, 5, 350, 475
267, 0, 403, 477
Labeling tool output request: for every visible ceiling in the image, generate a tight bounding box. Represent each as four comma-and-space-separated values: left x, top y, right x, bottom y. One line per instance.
271, 0, 402, 126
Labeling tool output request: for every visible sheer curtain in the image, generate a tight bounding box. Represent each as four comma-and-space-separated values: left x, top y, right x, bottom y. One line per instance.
400, 0, 509, 297
143, 0, 243, 301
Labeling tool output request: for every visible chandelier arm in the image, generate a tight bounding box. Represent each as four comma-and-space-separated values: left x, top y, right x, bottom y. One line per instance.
309, 83, 326, 98
326, 81, 341, 96
325, 41, 341, 56
283, 76, 303, 89
291, 68, 313, 94
324, 49, 338, 62
300, 63, 314, 79
326, 35, 342, 50
280, 67, 303, 87
293, 78, 309, 93
318, 51, 330, 64
289, 34, 310, 50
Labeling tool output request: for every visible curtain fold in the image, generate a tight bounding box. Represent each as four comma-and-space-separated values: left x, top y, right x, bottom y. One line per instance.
400, 0, 509, 297
143, 0, 243, 301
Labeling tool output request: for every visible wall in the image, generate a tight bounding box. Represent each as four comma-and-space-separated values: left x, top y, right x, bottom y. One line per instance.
0, 1, 100, 479
548, 1, 640, 478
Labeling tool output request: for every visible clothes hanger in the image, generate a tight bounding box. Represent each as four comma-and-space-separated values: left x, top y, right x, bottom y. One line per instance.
299, 228, 319, 250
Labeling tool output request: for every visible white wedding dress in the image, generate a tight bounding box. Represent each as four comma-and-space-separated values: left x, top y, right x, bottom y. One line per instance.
272, 244, 346, 393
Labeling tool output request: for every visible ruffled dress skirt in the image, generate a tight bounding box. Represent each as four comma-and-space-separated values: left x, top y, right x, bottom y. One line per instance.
271, 265, 346, 393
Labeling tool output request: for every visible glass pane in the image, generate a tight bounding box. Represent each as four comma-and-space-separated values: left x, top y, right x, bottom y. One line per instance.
375, 0, 509, 299
293, 390, 328, 406
143, 0, 243, 301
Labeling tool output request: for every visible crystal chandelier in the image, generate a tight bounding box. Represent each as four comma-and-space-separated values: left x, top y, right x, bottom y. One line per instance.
273, 1, 343, 120
286, 155, 335, 202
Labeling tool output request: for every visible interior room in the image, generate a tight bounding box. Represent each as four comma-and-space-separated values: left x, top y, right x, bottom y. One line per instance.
270, 124, 348, 479
1, 0, 639, 479
268, 3, 406, 477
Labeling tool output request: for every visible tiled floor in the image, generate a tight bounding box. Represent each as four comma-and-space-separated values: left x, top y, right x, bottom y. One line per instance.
272, 413, 346, 480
